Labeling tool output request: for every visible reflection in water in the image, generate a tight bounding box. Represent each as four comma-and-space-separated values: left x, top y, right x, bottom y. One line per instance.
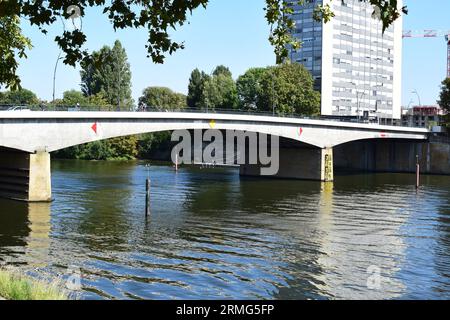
315, 181, 406, 299
26, 203, 51, 267
0, 160, 449, 299
0, 201, 50, 268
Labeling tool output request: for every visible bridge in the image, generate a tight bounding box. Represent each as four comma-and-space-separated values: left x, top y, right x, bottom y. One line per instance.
0, 111, 429, 202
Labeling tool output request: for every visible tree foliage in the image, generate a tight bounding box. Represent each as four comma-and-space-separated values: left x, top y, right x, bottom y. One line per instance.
54, 135, 138, 161
0, 15, 32, 90
187, 68, 210, 109
438, 78, 450, 128
236, 68, 267, 110
60, 89, 86, 105
438, 78, 450, 113
0, 0, 405, 88
200, 66, 238, 111
188, 63, 320, 115
260, 62, 320, 115
139, 86, 187, 111
187, 65, 239, 111
0, 88, 38, 105
80, 40, 133, 109
51, 90, 113, 109
138, 132, 172, 159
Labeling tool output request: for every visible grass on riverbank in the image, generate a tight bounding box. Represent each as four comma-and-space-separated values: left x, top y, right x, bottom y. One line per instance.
0, 270, 68, 300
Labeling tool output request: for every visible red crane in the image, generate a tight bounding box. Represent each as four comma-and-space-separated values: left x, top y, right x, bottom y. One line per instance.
403, 30, 450, 78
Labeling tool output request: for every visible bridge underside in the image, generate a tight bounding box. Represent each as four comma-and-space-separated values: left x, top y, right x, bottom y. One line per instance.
334, 139, 450, 174
240, 141, 334, 181
0, 148, 51, 202
2, 138, 448, 202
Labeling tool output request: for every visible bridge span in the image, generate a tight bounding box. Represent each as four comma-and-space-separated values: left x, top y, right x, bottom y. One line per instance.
0, 111, 429, 202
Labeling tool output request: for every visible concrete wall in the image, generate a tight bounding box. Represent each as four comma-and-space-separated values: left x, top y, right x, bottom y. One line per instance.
0, 149, 51, 202
28, 152, 52, 202
334, 140, 450, 175
240, 147, 334, 181
0, 149, 30, 201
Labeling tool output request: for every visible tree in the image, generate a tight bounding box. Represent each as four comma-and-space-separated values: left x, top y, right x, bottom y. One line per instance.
438, 78, 450, 113
108, 136, 139, 160
200, 68, 238, 111
50, 90, 112, 110
0, 88, 38, 105
87, 92, 114, 110
212, 65, 232, 78
0, 1, 405, 88
80, 40, 133, 110
259, 62, 320, 115
236, 68, 267, 110
61, 89, 87, 106
138, 132, 173, 159
54, 135, 138, 161
438, 78, 450, 128
0, 15, 32, 89
139, 87, 187, 111
80, 56, 98, 97
187, 69, 210, 109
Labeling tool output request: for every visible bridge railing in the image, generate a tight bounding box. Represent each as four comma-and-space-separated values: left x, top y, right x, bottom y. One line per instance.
0, 104, 426, 128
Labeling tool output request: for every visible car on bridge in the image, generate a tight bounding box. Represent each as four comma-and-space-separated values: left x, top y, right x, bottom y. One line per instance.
6, 106, 31, 112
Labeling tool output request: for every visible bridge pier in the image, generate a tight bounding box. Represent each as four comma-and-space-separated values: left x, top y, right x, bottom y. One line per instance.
0, 149, 52, 202
240, 147, 334, 182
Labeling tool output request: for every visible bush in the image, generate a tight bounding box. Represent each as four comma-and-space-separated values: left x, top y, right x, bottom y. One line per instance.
0, 270, 68, 300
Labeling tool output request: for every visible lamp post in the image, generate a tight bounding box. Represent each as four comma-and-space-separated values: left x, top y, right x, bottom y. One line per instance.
356, 91, 366, 122
271, 69, 276, 116
412, 89, 422, 107
52, 51, 63, 102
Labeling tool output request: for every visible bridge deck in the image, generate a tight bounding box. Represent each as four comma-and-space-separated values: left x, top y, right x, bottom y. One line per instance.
0, 111, 430, 134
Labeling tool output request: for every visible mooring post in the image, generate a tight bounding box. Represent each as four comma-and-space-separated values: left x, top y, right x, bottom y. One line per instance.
416, 155, 420, 189
145, 178, 151, 217
145, 164, 151, 216
175, 153, 179, 172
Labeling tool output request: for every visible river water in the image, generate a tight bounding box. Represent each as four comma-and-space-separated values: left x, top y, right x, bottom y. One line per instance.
0, 159, 449, 300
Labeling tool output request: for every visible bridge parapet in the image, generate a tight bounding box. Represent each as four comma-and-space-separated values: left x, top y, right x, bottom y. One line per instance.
0, 111, 429, 153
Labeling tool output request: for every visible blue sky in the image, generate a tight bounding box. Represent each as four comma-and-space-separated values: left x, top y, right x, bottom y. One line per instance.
15, 0, 450, 106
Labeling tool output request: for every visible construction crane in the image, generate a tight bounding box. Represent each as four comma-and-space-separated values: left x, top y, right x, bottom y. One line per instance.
402, 30, 450, 78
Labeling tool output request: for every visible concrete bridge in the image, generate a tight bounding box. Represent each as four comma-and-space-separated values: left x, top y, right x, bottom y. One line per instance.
0, 111, 429, 202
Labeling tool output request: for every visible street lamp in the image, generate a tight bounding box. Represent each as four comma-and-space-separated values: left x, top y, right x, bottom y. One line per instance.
412, 89, 422, 107
52, 51, 64, 102
356, 91, 366, 122
271, 69, 276, 116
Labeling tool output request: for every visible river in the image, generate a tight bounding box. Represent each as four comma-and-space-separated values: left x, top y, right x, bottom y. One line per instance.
0, 159, 449, 299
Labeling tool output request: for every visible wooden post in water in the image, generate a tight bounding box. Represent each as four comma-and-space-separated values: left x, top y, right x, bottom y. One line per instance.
416, 155, 420, 189
145, 178, 151, 217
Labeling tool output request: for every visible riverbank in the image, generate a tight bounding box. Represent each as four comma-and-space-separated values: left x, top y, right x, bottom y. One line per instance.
0, 270, 67, 300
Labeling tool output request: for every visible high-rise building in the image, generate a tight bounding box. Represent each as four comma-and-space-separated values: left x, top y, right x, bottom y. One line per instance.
287, 0, 403, 119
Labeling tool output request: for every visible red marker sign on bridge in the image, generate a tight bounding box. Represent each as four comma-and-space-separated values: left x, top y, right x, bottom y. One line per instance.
91, 122, 98, 134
